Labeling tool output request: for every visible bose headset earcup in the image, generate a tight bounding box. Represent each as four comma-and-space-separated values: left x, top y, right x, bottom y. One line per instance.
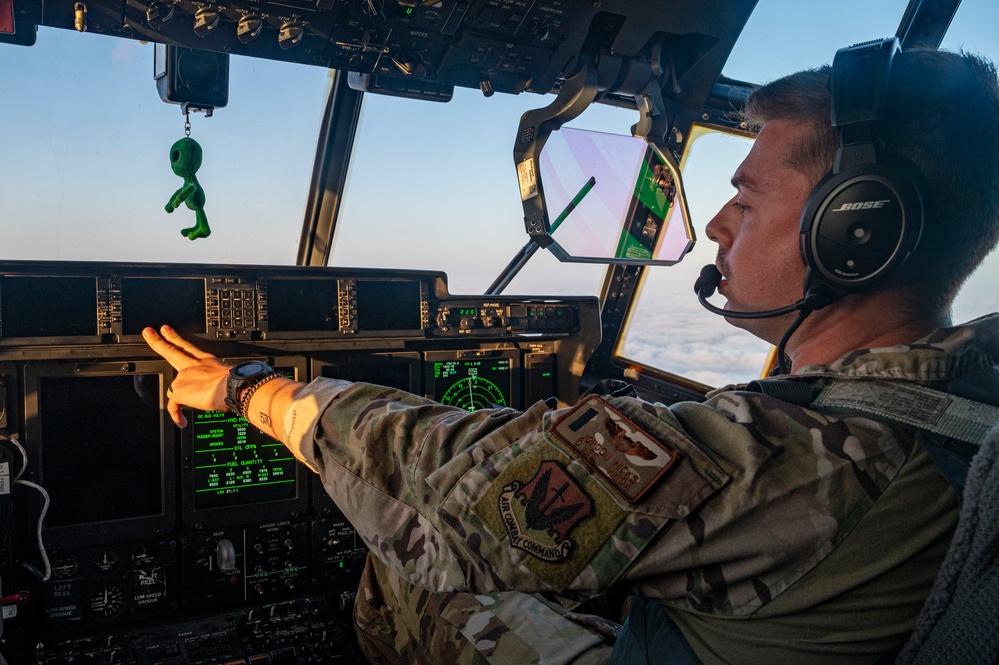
799, 37, 924, 296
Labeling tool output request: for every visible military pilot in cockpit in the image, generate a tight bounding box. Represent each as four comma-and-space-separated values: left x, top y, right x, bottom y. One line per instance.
144, 45, 999, 664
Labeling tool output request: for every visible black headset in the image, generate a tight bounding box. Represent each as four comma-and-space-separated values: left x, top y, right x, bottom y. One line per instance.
798, 37, 924, 300
695, 38, 926, 372
697, 37, 925, 320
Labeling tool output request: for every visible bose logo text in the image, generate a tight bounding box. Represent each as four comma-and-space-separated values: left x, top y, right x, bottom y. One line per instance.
832, 199, 891, 212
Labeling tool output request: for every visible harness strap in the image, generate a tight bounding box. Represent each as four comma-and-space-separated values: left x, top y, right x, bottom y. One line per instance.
811, 380, 999, 447
747, 377, 996, 497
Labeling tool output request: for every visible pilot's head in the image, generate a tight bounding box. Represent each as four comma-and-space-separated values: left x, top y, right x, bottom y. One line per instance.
726, 49, 999, 329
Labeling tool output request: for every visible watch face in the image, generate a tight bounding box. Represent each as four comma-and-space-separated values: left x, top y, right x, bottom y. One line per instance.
235, 361, 267, 378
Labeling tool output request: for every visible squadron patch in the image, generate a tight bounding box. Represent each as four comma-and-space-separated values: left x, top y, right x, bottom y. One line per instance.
498, 460, 593, 562
552, 396, 680, 503
472, 444, 627, 591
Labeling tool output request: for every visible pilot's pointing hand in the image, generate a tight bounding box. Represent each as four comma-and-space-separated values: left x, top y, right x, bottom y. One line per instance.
143, 325, 231, 428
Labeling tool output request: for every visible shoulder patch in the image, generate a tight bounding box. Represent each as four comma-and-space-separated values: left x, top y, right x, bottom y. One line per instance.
551, 396, 680, 503
472, 444, 627, 592
499, 460, 593, 562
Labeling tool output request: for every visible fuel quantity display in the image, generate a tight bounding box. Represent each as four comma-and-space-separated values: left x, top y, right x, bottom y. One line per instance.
191, 411, 297, 510
431, 357, 511, 411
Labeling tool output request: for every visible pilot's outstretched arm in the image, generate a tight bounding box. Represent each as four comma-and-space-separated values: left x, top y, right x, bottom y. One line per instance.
143, 324, 951, 622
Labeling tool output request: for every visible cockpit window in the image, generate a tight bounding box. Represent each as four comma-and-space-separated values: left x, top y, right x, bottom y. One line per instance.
0, 28, 327, 264
619, 127, 768, 387
332, 89, 636, 295
623, 0, 999, 387
724, 0, 911, 83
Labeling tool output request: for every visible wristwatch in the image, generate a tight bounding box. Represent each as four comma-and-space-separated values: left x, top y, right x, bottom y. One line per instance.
224, 360, 278, 417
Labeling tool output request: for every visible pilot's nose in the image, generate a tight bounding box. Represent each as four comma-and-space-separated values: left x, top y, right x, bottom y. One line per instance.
705, 194, 738, 245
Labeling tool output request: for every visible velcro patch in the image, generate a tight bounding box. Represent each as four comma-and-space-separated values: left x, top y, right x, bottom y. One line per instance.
551, 396, 680, 503
473, 444, 626, 592
498, 460, 593, 562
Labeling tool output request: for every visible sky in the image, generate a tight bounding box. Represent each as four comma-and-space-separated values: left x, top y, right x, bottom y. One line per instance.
2, 0, 999, 387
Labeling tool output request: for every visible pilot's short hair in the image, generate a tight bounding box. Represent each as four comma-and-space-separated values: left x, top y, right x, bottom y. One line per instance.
741, 49, 999, 316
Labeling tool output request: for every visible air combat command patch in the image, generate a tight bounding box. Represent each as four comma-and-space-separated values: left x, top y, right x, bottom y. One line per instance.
498, 460, 593, 562
551, 396, 681, 502
471, 444, 628, 591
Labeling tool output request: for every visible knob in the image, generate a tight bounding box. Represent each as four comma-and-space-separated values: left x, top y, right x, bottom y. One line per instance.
74, 2, 87, 32
146, 1, 174, 28
216, 539, 237, 573
278, 20, 304, 49
237, 14, 263, 43
193, 7, 220, 37
529, 19, 550, 43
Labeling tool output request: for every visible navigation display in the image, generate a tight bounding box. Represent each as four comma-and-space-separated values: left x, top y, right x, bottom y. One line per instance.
428, 354, 513, 411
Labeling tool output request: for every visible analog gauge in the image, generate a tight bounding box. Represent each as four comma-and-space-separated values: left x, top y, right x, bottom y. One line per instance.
93, 548, 120, 574
439, 375, 507, 412
89, 584, 125, 619
52, 557, 80, 580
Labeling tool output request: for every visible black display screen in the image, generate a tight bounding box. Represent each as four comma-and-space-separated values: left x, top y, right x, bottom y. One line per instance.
265, 278, 339, 332
354, 281, 422, 331
0, 275, 98, 338
430, 356, 512, 411
39, 374, 163, 527
320, 360, 413, 391
121, 277, 206, 335
190, 410, 297, 510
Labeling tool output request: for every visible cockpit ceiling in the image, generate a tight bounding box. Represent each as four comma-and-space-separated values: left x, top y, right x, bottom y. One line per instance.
5, 0, 757, 98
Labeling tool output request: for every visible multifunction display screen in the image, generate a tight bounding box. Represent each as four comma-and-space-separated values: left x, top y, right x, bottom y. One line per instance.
121, 277, 207, 335
430, 356, 511, 411
354, 280, 422, 330
0, 275, 98, 338
191, 410, 297, 510
39, 374, 163, 526
265, 278, 339, 332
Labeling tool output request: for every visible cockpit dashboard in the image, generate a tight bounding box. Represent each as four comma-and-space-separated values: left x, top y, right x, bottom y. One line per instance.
0, 260, 598, 664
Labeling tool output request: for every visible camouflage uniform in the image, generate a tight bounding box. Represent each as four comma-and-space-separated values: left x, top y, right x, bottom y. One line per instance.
283, 316, 999, 664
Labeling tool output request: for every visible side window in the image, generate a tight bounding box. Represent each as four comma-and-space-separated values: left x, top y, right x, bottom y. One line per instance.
618, 126, 772, 388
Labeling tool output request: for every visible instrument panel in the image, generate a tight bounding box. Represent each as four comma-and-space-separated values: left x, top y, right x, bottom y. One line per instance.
0, 260, 599, 664
0, 261, 585, 344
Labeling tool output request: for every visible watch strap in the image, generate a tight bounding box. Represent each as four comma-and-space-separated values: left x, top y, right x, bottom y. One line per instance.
237, 373, 281, 419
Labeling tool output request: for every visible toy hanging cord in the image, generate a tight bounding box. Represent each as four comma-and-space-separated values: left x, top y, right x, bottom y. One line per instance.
165, 106, 212, 240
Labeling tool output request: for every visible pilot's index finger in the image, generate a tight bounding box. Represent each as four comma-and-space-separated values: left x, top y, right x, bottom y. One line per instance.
141, 326, 199, 367
158, 325, 216, 360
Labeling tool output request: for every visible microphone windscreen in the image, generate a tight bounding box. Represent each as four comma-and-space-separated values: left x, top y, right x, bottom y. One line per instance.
694, 264, 722, 297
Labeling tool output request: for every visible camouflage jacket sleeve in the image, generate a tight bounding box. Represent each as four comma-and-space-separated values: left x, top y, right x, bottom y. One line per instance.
283, 377, 919, 615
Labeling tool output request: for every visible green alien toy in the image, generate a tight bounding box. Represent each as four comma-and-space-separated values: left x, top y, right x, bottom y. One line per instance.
165, 137, 211, 240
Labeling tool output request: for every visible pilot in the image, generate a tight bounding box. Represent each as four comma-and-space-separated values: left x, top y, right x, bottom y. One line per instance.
144, 46, 999, 665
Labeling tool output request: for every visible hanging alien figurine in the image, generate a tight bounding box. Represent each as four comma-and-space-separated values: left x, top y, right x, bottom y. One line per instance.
165, 137, 211, 240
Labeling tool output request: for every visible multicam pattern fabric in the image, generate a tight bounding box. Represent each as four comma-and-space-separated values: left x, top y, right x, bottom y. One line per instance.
355, 554, 615, 665
284, 314, 999, 663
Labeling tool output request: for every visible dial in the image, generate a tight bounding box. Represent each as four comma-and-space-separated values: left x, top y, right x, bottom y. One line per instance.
89, 584, 125, 619
439, 375, 507, 412
52, 557, 80, 580
93, 548, 120, 574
